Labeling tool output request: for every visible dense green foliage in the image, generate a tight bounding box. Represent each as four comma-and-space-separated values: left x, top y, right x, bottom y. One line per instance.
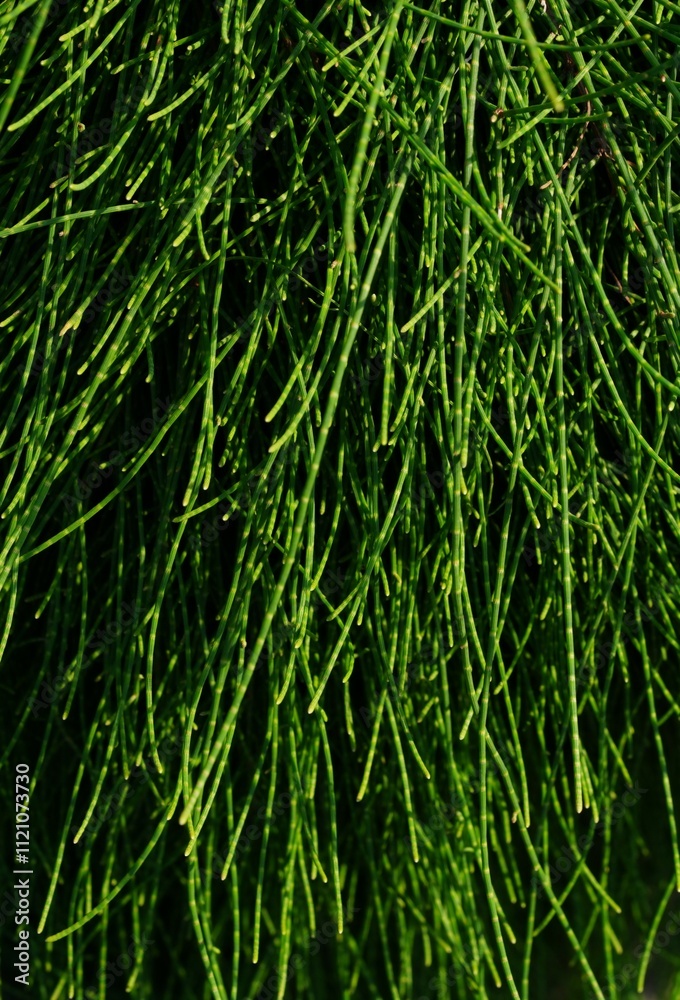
2, 0, 680, 997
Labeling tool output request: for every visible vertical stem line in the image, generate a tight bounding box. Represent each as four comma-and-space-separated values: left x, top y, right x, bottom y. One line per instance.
554, 184, 583, 814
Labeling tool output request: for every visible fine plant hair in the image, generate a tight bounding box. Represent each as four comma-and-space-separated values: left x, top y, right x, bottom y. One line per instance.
2, 0, 680, 998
